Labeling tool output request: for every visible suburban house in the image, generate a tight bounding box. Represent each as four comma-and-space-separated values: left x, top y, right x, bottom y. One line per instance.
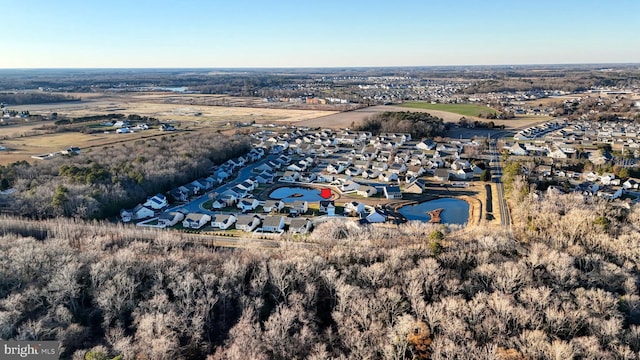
379, 172, 399, 182
289, 200, 308, 214
509, 143, 529, 156
182, 213, 212, 229
319, 200, 336, 216
261, 215, 285, 233
406, 165, 425, 178
169, 188, 188, 202
263, 200, 285, 213
143, 193, 168, 210
237, 198, 260, 212
280, 171, 300, 183
235, 215, 262, 232
362, 169, 380, 179
356, 185, 378, 197
597, 187, 623, 200
383, 186, 403, 199
623, 178, 639, 190
237, 180, 257, 192
211, 214, 237, 230
157, 211, 184, 228
365, 209, 387, 223
405, 180, 425, 194
120, 205, 154, 223
344, 201, 366, 216
289, 218, 313, 234
327, 163, 346, 174
416, 139, 436, 151
434, 169, 450, 182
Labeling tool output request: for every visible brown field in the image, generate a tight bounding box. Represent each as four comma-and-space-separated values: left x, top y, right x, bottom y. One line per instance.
0, 93, 553, 164
0, 92, 338, 164
294, 105, 550, 130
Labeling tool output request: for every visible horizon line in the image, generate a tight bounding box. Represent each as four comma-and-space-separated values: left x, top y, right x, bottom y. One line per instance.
1, 62, 639, 71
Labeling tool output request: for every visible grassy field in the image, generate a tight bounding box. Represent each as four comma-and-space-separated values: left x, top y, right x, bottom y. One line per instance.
399, 102, 499, 117
0, 92, 338, 164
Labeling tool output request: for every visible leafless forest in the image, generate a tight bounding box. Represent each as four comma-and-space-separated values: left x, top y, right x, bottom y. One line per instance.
2, 174, 640, 359
2, 132, 250, 218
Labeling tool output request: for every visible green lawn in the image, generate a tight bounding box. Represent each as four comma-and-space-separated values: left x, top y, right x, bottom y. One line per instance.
399, 102, 498, 117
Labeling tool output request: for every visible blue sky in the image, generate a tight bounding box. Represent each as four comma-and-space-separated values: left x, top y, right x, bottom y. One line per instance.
2, 0, 639, 68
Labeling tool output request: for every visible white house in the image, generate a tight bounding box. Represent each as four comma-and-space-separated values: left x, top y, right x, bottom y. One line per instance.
143, 194, 168, 210
356, 185, 378, 198
261, 215, 285, 233
289, 218, 313, 234
508, 143, 529, 156
416, 139, 436, 151
211, 214, 237, 230
280, 171, 300, 183
340, 181, 361, 192
263, 200, 285, 213
235, 215, 262, 232
362, 169, 381, 179
597, 187, 623, 201
623, 178, 639, 190
289, 200, 308, 214
157, 211, 184, 228
319, 200, 336, 216
344, 201, 366, 216
379, 172, 399, 182
383, 186, 403, 199
345, 167, 363, 177
237, 180, 257, 192
237, 198, 260, 212
182, 213, 212, 229
121, 205, 154, 223
327, 163, 346, 174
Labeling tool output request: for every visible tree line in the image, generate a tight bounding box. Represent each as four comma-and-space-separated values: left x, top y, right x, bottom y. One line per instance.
355, 111, 446, 139
1, 132, 251, 219
0, 92, 79, 105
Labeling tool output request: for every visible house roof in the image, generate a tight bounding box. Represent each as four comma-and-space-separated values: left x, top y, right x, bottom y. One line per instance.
385, 186, 401, 194
236, 215, 260, 226
290, 218, 311, 229
184, 213, 207, 221
212, 214, 234, 223
262, 216, 284, 227
320, 200, 335, 207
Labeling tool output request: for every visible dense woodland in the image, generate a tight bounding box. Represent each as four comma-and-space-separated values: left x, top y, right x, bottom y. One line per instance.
356, 111, 446, 139
0, 92, 80, 105
2, 176, 640, 358
0, 132, 250, 219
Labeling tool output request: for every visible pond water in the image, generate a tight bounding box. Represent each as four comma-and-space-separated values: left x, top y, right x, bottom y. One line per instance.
398, 198, 469, 224
269, 187, 325, 203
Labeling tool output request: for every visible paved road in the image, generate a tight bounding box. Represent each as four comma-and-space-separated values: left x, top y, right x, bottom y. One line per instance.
168, 154, 278, 215
488, 135, 511, 230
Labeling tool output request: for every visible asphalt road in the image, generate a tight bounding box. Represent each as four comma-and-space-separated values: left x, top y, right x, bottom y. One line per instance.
488, 135, 511, 230
169, 154, 278, 215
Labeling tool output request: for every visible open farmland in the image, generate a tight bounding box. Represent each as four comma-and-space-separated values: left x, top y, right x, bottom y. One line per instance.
0, 92, 337, 164
399, 101, 499, 117
294, 105, 549, 130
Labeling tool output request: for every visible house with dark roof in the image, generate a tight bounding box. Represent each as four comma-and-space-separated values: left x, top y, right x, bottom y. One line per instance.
383, 186, 402, 199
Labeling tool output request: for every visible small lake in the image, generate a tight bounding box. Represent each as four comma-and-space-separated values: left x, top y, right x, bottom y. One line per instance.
399, 198, 469, 224
269, 187, 325, 203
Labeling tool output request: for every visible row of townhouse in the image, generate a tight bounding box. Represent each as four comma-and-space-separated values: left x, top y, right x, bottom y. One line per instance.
121, 147, 267, 223
178, 212, 314, 234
